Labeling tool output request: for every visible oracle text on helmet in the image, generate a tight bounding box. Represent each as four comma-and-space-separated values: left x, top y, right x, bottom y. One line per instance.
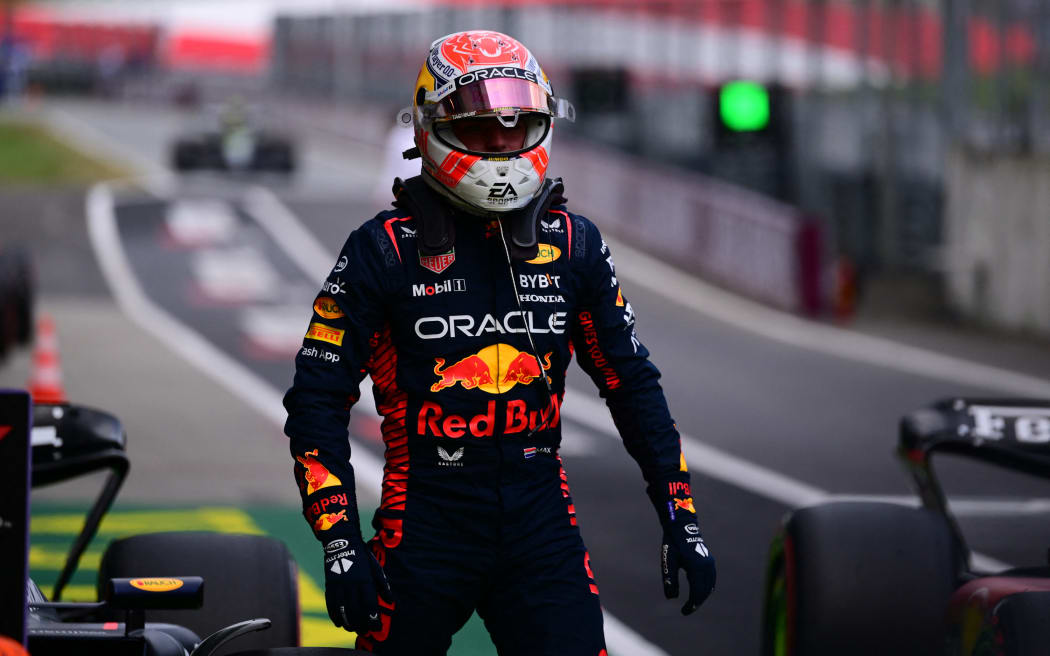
454, 67, 539, 89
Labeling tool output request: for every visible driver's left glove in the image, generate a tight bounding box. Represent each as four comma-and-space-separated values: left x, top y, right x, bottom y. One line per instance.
649, 473, 717, 615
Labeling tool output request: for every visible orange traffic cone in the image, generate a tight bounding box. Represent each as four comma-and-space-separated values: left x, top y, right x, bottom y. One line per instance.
0, 636, 29, 656
27, 314, 67, 404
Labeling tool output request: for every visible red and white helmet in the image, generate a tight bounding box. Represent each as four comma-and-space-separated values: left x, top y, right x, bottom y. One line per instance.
406, 30, 575, 214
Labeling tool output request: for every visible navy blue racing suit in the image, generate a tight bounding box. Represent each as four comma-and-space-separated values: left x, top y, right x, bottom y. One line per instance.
284, 200, 691, 655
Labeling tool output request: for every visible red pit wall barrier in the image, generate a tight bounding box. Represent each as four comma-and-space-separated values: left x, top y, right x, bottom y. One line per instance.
552, 138, 824, 316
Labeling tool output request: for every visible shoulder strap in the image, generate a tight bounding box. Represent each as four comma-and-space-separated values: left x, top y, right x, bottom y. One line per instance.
509, 177, 566, 256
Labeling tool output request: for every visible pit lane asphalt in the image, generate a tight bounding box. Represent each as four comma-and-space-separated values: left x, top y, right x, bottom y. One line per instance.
19, 99, 1050, 655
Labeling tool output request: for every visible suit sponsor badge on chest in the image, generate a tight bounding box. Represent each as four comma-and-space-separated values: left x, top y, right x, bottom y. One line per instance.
419, 249, 455, 274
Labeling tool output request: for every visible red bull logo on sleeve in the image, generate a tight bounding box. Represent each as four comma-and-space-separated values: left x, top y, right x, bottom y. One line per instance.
313, 510, 348, 531
430, 344, 552, 393
673, 497, 696, 514
296, 449, 343, 495
668, 481, 691, 497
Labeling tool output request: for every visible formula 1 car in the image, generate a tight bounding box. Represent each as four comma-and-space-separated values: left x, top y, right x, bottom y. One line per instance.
0, 391, 365, 655
761, 398, 1050, 656
0, 245, 33, 361
171, 103, 295, 174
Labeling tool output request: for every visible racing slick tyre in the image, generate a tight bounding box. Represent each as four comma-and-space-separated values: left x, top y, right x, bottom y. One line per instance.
9, 246, 34, 345
761, 501, 959, 656
99, 532, 299, 651
0, 246, 32, 355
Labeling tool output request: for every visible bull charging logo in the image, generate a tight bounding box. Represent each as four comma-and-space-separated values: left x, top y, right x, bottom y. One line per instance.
296, 449, 343, 495
431, 344, 552, 393
313, 510, 347, 532
673, 497, 697, 514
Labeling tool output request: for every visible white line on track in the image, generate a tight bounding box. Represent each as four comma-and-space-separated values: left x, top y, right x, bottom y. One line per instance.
85, 182, 388, 494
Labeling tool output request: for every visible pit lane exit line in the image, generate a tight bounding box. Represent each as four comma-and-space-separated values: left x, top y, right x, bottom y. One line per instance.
87, 183, 669, 656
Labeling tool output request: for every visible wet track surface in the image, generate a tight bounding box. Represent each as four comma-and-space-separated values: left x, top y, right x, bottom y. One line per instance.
12, 100, 1050, 655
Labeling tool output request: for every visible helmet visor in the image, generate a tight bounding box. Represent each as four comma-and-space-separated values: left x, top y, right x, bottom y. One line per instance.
425, 77, 575, 124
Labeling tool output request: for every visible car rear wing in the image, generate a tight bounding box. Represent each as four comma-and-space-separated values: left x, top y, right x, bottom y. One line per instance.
31, 403, 130, 601
898, 398, 1050, 570
900, 398, 1050, 480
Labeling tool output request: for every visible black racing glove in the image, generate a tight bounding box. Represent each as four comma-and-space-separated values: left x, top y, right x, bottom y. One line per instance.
322, 534, 392, 634
649, 475, 717, 615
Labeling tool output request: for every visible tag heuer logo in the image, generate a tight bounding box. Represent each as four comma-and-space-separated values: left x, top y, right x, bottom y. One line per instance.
419, 249, 455, 274
437, 446, 464, 467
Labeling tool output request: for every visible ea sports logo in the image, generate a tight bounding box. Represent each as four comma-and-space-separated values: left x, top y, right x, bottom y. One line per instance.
488, 182, 518, 199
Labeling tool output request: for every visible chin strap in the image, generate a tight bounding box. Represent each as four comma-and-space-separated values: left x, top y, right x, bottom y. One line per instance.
391, 175, 568, 260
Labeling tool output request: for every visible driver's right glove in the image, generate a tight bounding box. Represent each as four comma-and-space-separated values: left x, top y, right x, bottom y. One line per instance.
322, 533, 391, 634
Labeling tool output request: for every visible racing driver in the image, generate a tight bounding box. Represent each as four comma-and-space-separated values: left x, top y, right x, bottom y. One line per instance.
283, 29, 716, 655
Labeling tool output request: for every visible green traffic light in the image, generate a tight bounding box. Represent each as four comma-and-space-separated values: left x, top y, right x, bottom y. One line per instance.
719, 80, 770, 132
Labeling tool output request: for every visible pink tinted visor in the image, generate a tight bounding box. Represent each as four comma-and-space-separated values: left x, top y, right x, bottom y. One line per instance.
428, 77, 575, 122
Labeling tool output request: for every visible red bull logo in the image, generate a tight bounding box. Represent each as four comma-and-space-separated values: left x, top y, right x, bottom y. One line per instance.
431, 354, 494, 392
297, 449, 343, 495
418, 395, 561, 438
668, 481, 691, 497
673, 497, 696, 514
431, 344, 552, 393
313, 510, 347, 531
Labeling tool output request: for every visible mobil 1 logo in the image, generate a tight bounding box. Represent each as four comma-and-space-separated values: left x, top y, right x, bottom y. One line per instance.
413, 279, 466, 298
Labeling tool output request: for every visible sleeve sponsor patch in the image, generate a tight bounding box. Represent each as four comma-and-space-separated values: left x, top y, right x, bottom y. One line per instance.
306, 322, 345, 346
314, 296, 345, 319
